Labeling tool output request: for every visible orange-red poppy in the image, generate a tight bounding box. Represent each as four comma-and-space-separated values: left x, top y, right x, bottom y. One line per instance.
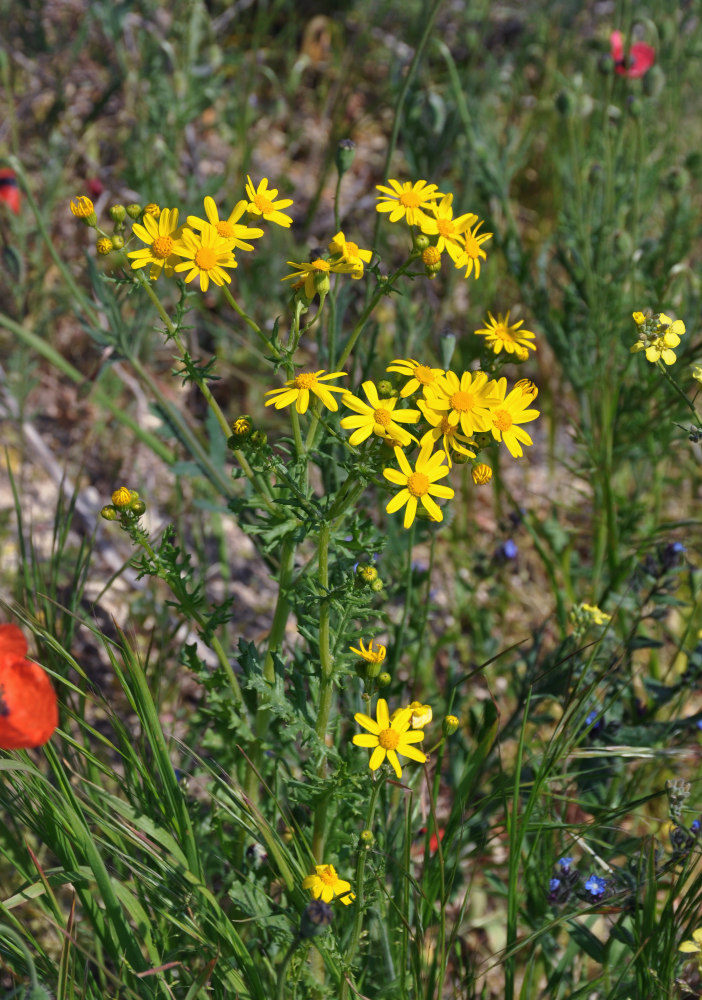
0, 624, 58, 749
610, 30, 655, 78
0, 169, 20, 215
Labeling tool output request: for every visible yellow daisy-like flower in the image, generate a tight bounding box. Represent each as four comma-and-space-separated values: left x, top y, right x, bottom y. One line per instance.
127, 207, 183, 281
173, 224, 238, 292
474, 311, 536, 356
375, 178, 441, 227
455, 219, 492, 279
282, 257, 359, 299
70, 195, 95, 219
407, 701, 432, 729
245, 175, 294, 228
353, 698, 427, 779
419, 193, 477, 261
383, 441, 454, 529
417, 403, 476, 468
264, 370, 347, 414
302, 864, 354, 905
488, 376, 540, 458
341, 381, 420, 447
328, 231, 373, 278
188, 196, 263, 252
349, 639, 386, 664
386, 359, 445, 398
424, 370, 499, 438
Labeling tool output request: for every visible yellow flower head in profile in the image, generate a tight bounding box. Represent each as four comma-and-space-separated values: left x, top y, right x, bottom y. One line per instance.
692, 364, 702, 385
349, 639, 386, 664
406, 701, 432, 729
173, 224, 238, 292
471, 463, 492, 485
245, 176, 294, 228
419, 193, 477, 261
302, 864, 354, 905
474, 311, 536, 356
264, 370, 347, 414
341, 381, 420, 447
70, 195, 95, 220
386, 359, 445, 398
424, 370, 499, 438
488, 376, 540, 458
328, 231, 373, 278
127, 207, 183, 281
383, 441, 454, 529
455, 219, 492, 279
188, 196, 263, 252
283, 257, 359, 299
375, 178, 441, 227
353, 698, 427, 779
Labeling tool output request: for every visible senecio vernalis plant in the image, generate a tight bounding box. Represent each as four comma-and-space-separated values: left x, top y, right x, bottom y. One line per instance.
70, 157, 541, 995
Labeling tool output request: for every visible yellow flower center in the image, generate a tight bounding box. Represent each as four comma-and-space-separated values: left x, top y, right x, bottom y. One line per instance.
440, 417, 454, 435
491, 323, 512, 342
407, 472, 430, 497
374, 408, 393, 427
414, 365, 435, 384
399, 190, 421, 208
463, 235, 481, 258
493, 409, 513, 431
152, 235, 174, 259
312, 259, 331, 272
378, 728, 400, 750
437, 218, 455, 237
194, 247, 218, 271
253, 193, 274, 213
216, 221, 235, 238
319, 866, 337, 886
450, 390, 474, 412
294, 372, 318, 389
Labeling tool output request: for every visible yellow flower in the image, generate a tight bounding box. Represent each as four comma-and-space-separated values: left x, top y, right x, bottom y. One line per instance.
111, 486, 133, 508
341, 381, 420, 447
488, 376, 540, 458
471, 463, 492, 485
264, 370, 347, 414
474, 311, 536, 356
353, 698, 427, 778
302, 864, 354, 905
328, 231, 372, 277
455, 219, 492, 279
630, 310, 686, 366
386, 359, 445, 398
173, 224, 238, 291
383, 441, 454, 529
127, 207, 183, 281
515, 378, 539, 400
143, 203, 160, 218
282, 257, 359, 299
349, 639, 386, 664
419, 193, 477, 261
188, 196, 263, 252
417, 403, 476, 468
692, 364, 702, 385
407, 701, 432, 729
424, 370, 499, 438
679, 927, 702, 971
375, 178, 441, 226
70, 195, 95, 219
245, 176, 294, 228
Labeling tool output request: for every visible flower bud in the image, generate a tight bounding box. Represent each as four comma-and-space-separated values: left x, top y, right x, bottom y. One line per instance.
597, 54, 615, 76
643, 64, 665, 98
111, 233, 125, 250
100, 505, 119, 521
412, 233, 431, 253
472, 463, 493, 485
356, 563, 378, 584
96, 237, 113, 255
314, 268, 331, 297
359, 829, 374, 848
109, 204, 126, 223
231, 415, 254, 441
376, 379, 394, 399
442, 714, 460, 736
126, 203, 142, 220
422, 246, 442, 277
70, 195, 97, 226
370, 578, 384, 593
130, 499, 146, 517
249, 429, 268, 449
626, 95, 641, 119
143, 202, 161, 219
111, 486, 133, 508
664, 166, 689, 194
335, 138, 356, 177
555, 90, 573, 115
377, 671, 391, 687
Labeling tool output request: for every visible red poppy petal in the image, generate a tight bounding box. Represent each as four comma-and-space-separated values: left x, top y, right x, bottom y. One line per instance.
0, 638, 58, 749
627, 42, 655, 77
610, 30, 624, 61
0, 624, 28, 662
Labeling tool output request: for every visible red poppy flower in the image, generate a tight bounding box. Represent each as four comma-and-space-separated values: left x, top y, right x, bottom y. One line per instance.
0, 169, 20, 215
0, 624, 58, 749
610, 30, 655, 78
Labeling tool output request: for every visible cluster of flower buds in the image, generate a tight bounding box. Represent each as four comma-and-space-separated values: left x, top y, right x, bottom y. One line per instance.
70, 195, 159, 258
630, 310, 686, 366
227, 415, 268, 454
355, 562, 384, 594
100, 486, 146, 524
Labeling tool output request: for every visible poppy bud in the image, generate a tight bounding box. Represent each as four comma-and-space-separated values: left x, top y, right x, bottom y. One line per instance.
335, 138, 356, 177
555, 91, 573, 116
643, 64, 665, 98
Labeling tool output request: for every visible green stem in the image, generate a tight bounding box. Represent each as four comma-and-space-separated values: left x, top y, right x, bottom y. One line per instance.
336, 262, 414, 370
658, 361, 702, 427
312, 520, 333, 859
221, 283, 277, 354
276, 934, 304, 1000
390, 522, 416, 673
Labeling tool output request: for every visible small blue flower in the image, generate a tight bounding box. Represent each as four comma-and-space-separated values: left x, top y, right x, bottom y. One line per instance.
691, 819, 701, 834
584, 874, 607, 897
549, 877, 561, 892
696, 719, 702, 731
503, 539, 518, 559
585, 710, 598, 726
558, 857, 573, 871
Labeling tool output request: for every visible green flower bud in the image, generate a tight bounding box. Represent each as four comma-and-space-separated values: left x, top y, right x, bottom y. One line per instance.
314, 269, 331, 296
377, 671, 391, 687
664, 166, 689, 193
130, 499, 146, 516
109, 204, 127, 223
376, 379, 394, 399
359, 829, 374, 848
555, 90, 573, 115
249, 429, 268, 449
126, 203, 142, 220
626, 95, 641, 119
471, 431, 493, 450
643, 64, 665, 98
412, 233, 431, 253
100, 505, 119, 521
365, 658, 382, 679
370, 578, 384, 593
335, 138, 356, 177
356, 563, 378, 584
442, 714, 460, 736
597, 54, 615, 76
111, 233, 125, 250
